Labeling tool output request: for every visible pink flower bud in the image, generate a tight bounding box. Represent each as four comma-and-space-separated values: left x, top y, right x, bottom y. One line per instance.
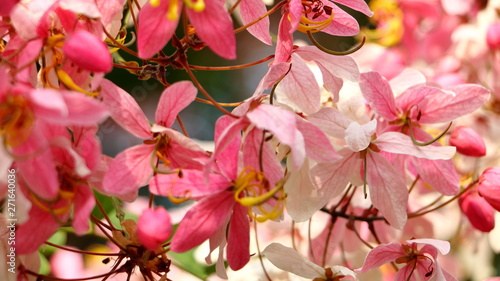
63, 30, 112, 73
449, 126, 486, 157
486, 23, 500, 50
137, 207, 172, 251
459, 189, 495, 232
478, 167, 500, 212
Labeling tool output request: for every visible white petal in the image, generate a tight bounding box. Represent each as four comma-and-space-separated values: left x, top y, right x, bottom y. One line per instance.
262, 243, 325, 279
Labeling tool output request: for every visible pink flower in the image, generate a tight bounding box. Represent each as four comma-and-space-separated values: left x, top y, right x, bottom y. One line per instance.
137, 207, 172, 251
357, 239, 457, 281
0, 0, 18, 16
137, 0, 236, 59
478, 168, 500, 212
449, 126, 486, 157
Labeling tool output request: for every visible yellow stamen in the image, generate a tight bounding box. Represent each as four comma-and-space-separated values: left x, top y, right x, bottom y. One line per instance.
364, 0, 404, 47
184, 0, 205, 12
56, 69, 99, 97
0, 95, 35, 147
297, 14, 334, 33
150, 0, 161, 7
233, 167, 286, 222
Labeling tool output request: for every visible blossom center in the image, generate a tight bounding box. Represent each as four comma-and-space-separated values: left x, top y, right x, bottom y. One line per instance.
150, 0, 206, 21
233, 167, 286, 222
297, 0, 334, 33
0, 94, 35, 147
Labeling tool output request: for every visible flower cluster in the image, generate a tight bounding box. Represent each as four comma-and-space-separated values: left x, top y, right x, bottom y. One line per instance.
1, 0, 500, 281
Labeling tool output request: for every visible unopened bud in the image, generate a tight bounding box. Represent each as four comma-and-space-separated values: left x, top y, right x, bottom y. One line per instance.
486, 23, 500, 50
449, 126, 486, 157
63, 30, 113, 73
459, 189, 495, 232
478, 167, 500, 212
137, 207, 172, 251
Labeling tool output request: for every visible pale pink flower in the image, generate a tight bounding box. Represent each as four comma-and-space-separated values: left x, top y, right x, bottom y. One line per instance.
357, 239, 457, 281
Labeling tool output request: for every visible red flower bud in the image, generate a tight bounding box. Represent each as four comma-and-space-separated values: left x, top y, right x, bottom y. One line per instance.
478, 168, 500, 212
449, 126, 486, 157
486, 23, 500, 50
459, 189, 495, 232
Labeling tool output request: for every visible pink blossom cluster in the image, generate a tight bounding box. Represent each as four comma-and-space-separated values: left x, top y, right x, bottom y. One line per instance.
1, 0, 500, 281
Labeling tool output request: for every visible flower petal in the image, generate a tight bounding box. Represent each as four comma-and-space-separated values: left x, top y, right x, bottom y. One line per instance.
155, 81, 198, 127
262, 243, 325, 279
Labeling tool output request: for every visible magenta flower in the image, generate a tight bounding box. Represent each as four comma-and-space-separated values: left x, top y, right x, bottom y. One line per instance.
459, 187, 495, 232
137, 0, 236, 59
357, 239, 457, 281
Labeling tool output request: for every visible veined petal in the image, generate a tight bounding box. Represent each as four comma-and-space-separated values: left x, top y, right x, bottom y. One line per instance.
188, 0, 236, 59
359, 72, 398, 120
332, 0, 373, 16
407, 239, 451, 255
102, 144, 155, 201
60, 92, 109, 125
240, 0, 271, 45
277, 53, 321, 114
356, 242, 405, 273
227, 203, 250, 270
375, 132, 456, 160
413, 158, 459, 196
308, 107, 352, 139
155, 81, 197, 127
366, 151, 408, 229
262, 243, 325, 279
100, 79, 151, 139
320, 2, 359, 36
295, 117, 340, 163
137, 0, 180, 59
295, 46, 360, 81
72, 184, 95, 235
16, 206, 60, 254
213, 115, 241, 180
418, 84, 490, 123
171, 191, 234, 252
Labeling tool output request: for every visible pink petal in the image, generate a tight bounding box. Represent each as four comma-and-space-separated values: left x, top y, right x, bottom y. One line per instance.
61, 92, 109, 125
164, 129, 210, 170
320, 3, 359, 36
275, 15, 294, 63
356, 242, 405, 273
100, 79, 151, 139
316, 63, 343, 103
418, 84, 490, 123
459, 191, 495, 232
213, 115, 241, 180
188, 0, 236, 59
278, 53, 321, 114
155, 81, 198, 127
359, 72, 398, 120
240, 0, 271, 45
366, 151, 408, 229
295, 46, 360, 81
72, 184, 95, 234
413, 158, 460, 196
63, 30, 112, 73
17, 147, 59, 200
227, 203, 250, 270
308, 107, 352, 139
295, 117, 340, 163
137, 0, 180, 59
311, 149, 361, 203
396, 85, 441, 115
0, 0, 18, 16
171, 191, 234, 252
375, 132, 456, 160
406, 239, 451, 255
246, 104, 305, 169
29, 89, 68, 120
16, 205, 60, 254
332, 0, 373, 16
149, 170, 231, 199
102, 144, 155, 201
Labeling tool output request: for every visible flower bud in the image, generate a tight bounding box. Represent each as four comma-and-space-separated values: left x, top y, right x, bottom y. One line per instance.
449, 126, 486, 157
137, 207, 172, 251
63, 30, 112, 73
478, 167, 500, 212
459, 189, 495, 232
486, 23, 500, 50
